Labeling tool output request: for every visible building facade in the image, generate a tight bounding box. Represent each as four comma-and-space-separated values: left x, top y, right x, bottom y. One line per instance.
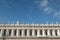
0, 22, 60, 40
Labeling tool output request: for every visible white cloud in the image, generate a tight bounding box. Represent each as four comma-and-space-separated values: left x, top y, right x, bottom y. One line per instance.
44, 7, 49, 12
43, 7, 52, 14
40, 0, 48, 7
36, 0, 60, 18
54, 11, 60, 17
39, 0, 52, 14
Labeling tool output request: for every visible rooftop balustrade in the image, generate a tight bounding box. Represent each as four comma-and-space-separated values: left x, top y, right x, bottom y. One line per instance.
0, 21, 59, 26
0, 23, 60, 26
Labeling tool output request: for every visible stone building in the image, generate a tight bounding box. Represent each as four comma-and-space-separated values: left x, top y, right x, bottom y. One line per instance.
0, 22, 60, 40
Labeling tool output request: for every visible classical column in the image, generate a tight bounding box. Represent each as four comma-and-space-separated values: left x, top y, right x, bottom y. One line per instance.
6, 29, 9, 36
16, 29, 19, 36
42, 29, 45, 36
11, 29, 14, 36
57, 29, 60, 36
27, 29, 30, 36
47, 29, 50, 36
22, 29, 24, 37
52, 30, 55, 36
37, 29, 40, 37
0, 29, 3, 36
32, 29, 35, 36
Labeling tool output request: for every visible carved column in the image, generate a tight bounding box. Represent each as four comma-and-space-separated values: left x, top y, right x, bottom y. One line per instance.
0, 29, 3, 36
37, 29, 40, 36
47, 29, 50, 36
6, 29, 9, 36
22, 29, 24, 37
52, 30, 55, 36
32, 29, 35, 36
11, 29, 14, 36
27, 29, 30, 36
16, 29, 19, 36
57, 29, 60, 36
42, 29, 45, 36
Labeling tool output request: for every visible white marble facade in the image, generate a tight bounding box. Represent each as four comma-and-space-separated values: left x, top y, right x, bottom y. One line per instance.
0, 22, 60, 38
0, 28, 60, 37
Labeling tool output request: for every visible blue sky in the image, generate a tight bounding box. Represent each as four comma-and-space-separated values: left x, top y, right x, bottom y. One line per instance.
0, 0, 60, 24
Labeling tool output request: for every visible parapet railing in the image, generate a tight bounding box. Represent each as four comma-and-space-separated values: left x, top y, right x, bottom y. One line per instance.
0, 23, 60, 26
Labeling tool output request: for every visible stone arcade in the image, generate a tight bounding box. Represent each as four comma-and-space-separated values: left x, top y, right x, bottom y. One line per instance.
0, 22, 60, 40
